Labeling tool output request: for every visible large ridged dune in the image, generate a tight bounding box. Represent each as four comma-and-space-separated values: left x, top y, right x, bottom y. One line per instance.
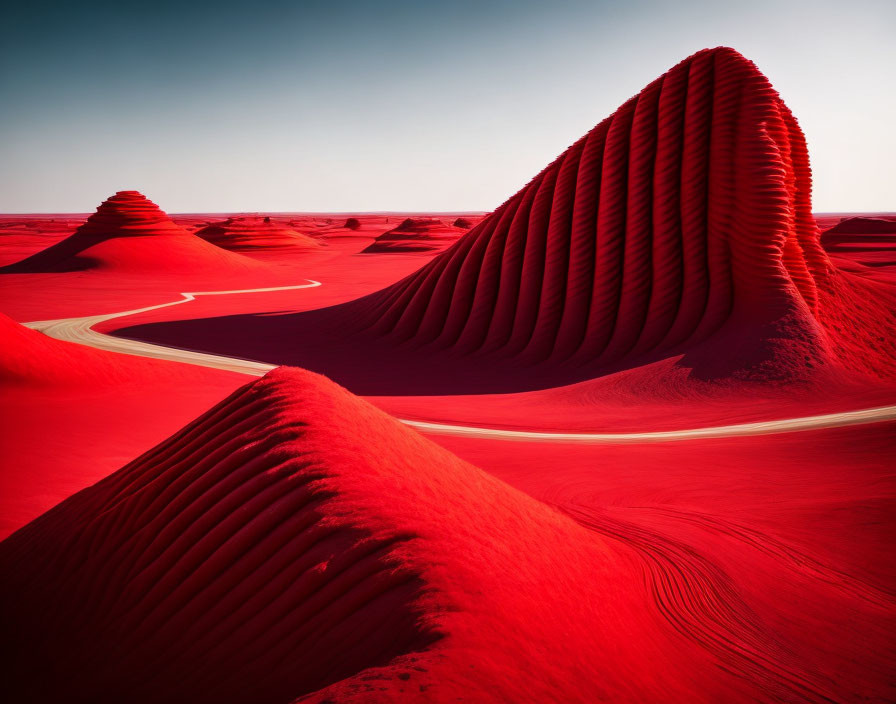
1, 191, 263, 273
349, 47, 832, 365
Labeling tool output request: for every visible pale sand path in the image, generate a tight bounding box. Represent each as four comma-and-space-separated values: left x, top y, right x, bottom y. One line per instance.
23, 282, 896, 443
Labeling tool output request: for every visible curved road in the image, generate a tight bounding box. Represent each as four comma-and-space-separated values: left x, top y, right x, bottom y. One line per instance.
24, 283, 896, 443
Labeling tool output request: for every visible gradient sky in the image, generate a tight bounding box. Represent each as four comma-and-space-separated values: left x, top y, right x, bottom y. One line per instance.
1, 0, 893, 213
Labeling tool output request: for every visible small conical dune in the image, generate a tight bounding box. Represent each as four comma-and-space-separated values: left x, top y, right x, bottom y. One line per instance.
195, 216, 324, 252
75, 190, 188, 238
1, 191, 266, 274
361, 218, 466, 253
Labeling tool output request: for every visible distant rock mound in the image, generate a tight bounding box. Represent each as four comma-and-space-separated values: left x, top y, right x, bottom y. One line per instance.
195, 216, 323, 252
362, 217, 465, 254
821, 216, 896, 270
453, 217, 474, 229
343, 217, 362, 230
1, 191, 263, 274
823, 217, 896, 235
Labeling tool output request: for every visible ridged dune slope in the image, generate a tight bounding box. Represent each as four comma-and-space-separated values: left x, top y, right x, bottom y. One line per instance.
350, 47, 835, 367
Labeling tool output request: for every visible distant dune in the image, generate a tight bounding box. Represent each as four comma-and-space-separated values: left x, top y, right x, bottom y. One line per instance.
823, 216, 896, 235
361, 217, 467, 253
0, 191, 265, 274
195, 216, 324, 252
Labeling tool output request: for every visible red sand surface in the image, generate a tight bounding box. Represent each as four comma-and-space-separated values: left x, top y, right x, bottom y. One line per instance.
1, 46, 895, 702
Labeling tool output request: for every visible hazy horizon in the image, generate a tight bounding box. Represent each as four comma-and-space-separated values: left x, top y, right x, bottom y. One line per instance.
2, 0, 894, 213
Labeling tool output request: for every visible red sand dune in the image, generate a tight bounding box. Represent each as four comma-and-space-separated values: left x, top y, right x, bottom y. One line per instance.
5, 367, 881, 703
0, 191, 266, 274
0, 310, 225, 389
114, 48, 895, 394
350, 47, 863, 371
361, 217, 466, 253
194, 216, 324, 252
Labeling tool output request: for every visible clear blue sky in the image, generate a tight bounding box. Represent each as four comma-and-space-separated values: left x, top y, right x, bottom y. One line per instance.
1, 0, 893, 213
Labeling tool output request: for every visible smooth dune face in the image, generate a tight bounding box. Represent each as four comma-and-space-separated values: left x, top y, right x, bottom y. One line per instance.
195, 217, 323, 252
352, 48, 830, 365
0, 312, 149, 386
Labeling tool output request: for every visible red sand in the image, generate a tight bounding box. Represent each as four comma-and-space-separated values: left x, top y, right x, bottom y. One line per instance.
0, 314, 246, 537
0, 45, 894, 703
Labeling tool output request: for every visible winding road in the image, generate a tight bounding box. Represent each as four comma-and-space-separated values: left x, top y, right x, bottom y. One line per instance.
24, 282, 896, 443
